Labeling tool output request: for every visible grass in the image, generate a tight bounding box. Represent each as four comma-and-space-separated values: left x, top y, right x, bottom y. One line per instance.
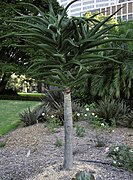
0, 100, 40, 136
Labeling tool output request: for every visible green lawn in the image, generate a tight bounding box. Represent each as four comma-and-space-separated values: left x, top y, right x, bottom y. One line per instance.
0, 100, 40, 136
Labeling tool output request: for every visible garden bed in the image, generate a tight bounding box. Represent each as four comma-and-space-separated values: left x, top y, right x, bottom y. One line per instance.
0, 121, 133, 180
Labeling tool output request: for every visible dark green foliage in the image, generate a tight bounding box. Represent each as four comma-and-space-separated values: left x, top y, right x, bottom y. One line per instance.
75, 125, 85, 137
1, 0, 63, 16
41, 90, 82, 123
44, 117, 62, 133
19, 104, 48, 126
41, 90, 64, 121
122, 111, 133, 128
91, 99, 131, 126
19, 90, 83, 126
0, 88, 18, 95
0, 141, 6, 148
54, 138, 63, 147
19, 107, 38, 126
2, 0, 127, 92
0, 95, 41, 101
0, 0, 63, 95
108, 145, 133, 172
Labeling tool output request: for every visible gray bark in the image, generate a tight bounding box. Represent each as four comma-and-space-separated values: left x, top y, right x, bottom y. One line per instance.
63, 89, 73, 169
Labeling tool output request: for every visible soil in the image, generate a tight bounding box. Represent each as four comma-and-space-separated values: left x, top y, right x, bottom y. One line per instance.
0, 121, 133, 180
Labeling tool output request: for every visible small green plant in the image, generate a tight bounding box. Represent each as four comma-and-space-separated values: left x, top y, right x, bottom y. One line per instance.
76, 125, 85, 137
73, 170, 95, 180
45, 117, 61, 133
90, 114, 108, 129
55, 138, 63, 147
0, 141, 6, 148
108, 145, 133, 172
95, 135, 106, 147
110, 118, 117, 128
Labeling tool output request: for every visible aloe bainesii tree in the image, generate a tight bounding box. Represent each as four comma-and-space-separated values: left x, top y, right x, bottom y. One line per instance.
3, 0, 127, 169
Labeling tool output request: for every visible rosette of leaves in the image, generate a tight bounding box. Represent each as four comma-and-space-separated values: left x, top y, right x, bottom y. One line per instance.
91, 99, 131, 126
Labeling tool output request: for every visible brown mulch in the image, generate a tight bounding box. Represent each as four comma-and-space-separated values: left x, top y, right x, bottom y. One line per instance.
0, 121, 133, 180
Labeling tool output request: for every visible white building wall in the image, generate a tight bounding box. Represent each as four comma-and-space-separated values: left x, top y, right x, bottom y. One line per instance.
57, 0, 131, 17
100, 1, 133, 21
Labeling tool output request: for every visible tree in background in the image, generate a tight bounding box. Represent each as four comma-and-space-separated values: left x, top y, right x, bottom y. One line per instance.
1, 0, 129, 169
73, 12, 133, 103
0, 0, 63, 94
90, 20, 133, 100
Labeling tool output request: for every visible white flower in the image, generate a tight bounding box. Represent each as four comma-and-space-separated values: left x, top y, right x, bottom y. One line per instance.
101, 123, 105, 126
129, 149, 133, 153
112, 130, 115, 132
91, 113, 95, 116
114, 147, 119, 152
95, 115, 98, 118
113, 160, 117, 164
77, 113, 80, 116
84, 114, 87, 117
86, 108, 89, 111
104, 147, 110, 154
51, 115, 54, 118
42, 113, 45, 116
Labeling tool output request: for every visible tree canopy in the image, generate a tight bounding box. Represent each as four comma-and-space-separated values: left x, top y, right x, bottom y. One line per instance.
0, 0, 63, 94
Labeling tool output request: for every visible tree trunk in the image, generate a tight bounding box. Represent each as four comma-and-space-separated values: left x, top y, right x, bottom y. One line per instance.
0, 73, 11, 94
63, 88, 73, 169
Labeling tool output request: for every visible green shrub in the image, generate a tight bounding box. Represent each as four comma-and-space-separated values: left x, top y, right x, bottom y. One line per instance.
0, 141, 6, 148
108, 145, 133, 172
0, 95, 40, 101
76, 125, 85, 137
44, 117, 62, 133
95, 135, 106, 147
41, 90, 82, 124
91, 99, 131, 127
19, 103, 51, 126
54, 138, 63, 147
90, 115, 108, 129
73, 171, 95, 180
121, 111, 133, 128
19, 90, 87, 127
41, 90, 64, 121
19, 108, 38, 126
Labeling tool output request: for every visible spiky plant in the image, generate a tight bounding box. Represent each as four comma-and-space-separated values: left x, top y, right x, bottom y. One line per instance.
91, 20, 133, 99
1, 0, 129, 169
91, 99, 130, 126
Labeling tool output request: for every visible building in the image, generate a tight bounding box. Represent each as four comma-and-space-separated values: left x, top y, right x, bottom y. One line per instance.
57, 0, 119, 16
57, 0, 133, 20
101, 1, 133, 21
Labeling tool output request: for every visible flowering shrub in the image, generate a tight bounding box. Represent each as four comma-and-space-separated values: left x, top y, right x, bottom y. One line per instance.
108, 145, 133, 172
72, 105, 91, 122
44, 115, 62, 133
